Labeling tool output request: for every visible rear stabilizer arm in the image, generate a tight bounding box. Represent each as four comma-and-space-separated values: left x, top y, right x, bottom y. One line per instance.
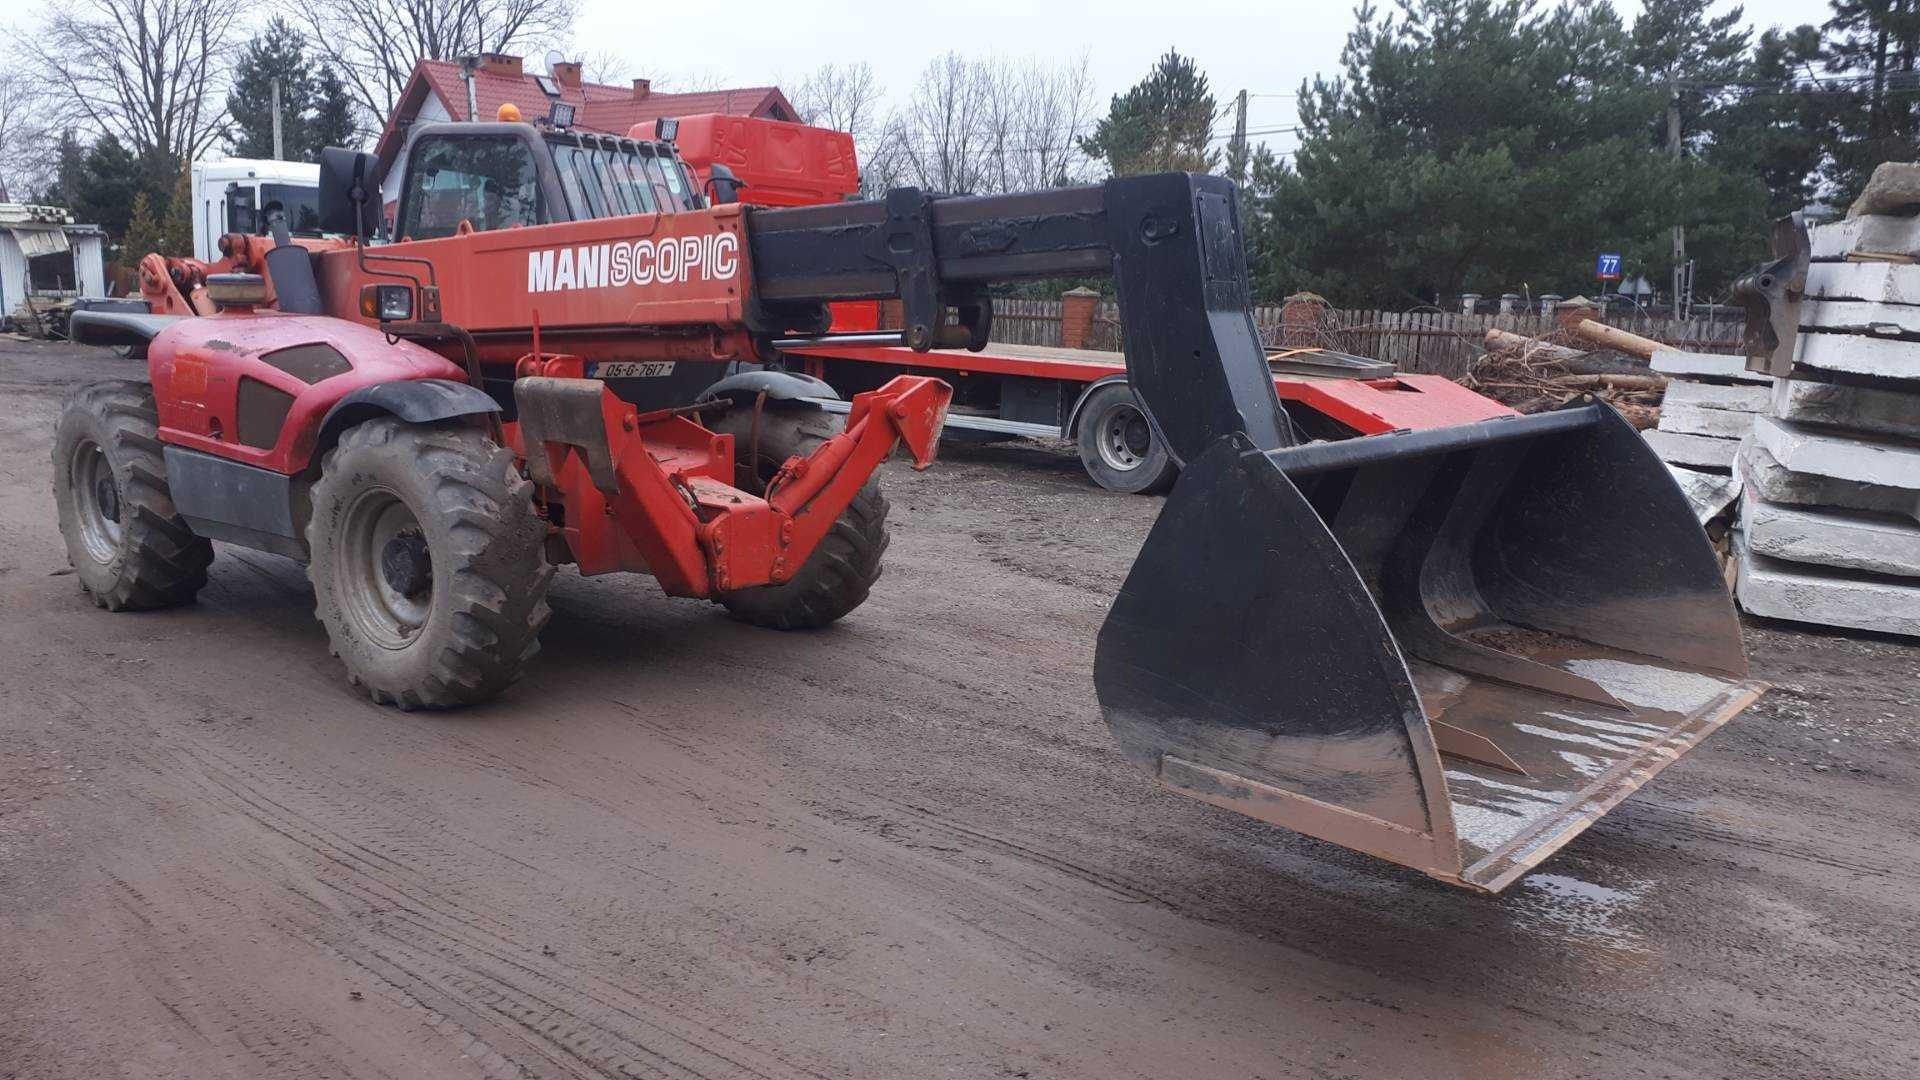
514, 375, 949, 596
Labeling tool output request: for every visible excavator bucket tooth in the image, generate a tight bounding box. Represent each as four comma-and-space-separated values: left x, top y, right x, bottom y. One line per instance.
1095, 401, 1765, 892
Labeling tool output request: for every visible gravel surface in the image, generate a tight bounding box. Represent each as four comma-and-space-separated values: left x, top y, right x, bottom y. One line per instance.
3, 340, 1917, 1080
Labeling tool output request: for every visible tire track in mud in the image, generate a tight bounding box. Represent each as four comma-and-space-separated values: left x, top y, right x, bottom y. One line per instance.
146, 737, 849, 1079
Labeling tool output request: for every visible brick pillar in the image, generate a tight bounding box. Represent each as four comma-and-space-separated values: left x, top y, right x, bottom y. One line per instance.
1279, 291, 1329, 348
877, 299, 904, 330
1554, 296, 1602, 332
1060, 287, 1100, 350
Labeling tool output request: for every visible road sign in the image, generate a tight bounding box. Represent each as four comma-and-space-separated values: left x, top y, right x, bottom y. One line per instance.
1596, 253, 1623, 280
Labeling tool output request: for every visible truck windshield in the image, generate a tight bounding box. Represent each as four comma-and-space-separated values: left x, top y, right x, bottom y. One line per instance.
551, 137, 702, 220
261, 184, 322, 234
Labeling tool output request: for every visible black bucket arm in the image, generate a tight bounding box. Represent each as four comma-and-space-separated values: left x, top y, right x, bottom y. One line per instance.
744, 173, 1293, 462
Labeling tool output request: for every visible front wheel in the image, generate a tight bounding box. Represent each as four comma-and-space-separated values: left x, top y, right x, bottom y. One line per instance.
707, 401, 889, 629
1075, 382, 1178, 494
52, 380, 213, 610
306, 419, 552, 709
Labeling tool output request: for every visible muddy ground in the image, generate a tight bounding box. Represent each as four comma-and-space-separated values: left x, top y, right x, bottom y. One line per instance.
2, 340, 1916, 1080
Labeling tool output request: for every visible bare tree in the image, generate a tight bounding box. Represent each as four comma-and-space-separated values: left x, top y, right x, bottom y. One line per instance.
792, 62, 882, 147
289, 0, 580, 124
28, 0, 240, 166
577, 48, 633, 85
878, 52, 1097, 197
0, 70, 56, 202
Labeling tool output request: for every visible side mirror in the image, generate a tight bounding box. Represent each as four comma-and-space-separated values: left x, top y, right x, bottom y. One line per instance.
706, 163, 745, 206
318, 147, 383, 237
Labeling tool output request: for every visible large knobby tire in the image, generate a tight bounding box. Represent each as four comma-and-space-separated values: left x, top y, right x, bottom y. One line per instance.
307, 419, 552, 709
708, 402, 889, 630
1075, 382, 1178, 495
52, 380, 213, 610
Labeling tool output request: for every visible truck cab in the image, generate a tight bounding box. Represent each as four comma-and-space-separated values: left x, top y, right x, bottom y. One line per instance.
389, 122, 708, 241
190, 158, 322, 262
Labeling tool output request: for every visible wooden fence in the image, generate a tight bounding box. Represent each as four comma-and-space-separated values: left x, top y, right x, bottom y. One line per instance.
986, 299, 1744, 379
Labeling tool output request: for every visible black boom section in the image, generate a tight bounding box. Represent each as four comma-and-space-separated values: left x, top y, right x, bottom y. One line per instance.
744, 172, 1292, 462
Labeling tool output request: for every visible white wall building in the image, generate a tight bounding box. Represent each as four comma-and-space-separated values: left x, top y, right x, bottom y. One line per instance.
0, 205, 106, 315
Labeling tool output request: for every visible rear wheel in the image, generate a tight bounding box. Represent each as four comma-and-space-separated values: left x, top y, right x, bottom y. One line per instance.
52, 380, 213, 610
1075, 382, 1177, 495
306, 419, 551, 709
708, 401, 889, 629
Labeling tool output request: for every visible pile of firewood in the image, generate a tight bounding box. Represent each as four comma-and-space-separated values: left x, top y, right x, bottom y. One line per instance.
1463, 322, 1668, 429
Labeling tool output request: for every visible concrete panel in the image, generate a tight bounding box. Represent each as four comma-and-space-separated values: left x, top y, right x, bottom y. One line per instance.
1644, 428, 1738, 470
1658, 401, 1759, 439
1650, 348, 1773, 384
1738, 440, 1920, 523
1791, 330, 1920, 382
1806, 260, 1920, 305
1668, 463, 1740, 525
1751, 415, 1920, 488
1664, 380, 1771, 412
1733, 532, 1920, 638
1809, 215, 1920, 260
1771, 377, 1920, 439
1801, 299, 1920, 336
1744, 489, 1920, 578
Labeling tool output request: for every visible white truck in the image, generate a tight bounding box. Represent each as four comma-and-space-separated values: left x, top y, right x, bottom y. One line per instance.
189, 158, 322, 262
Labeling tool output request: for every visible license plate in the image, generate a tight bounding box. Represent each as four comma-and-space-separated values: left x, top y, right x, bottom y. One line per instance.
594, 361, 677, 379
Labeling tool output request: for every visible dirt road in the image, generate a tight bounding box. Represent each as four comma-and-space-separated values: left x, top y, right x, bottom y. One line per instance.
3, 340, 1916, 1080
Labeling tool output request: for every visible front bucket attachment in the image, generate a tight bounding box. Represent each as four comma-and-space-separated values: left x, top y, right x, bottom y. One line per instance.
1095, 402, 1765, 893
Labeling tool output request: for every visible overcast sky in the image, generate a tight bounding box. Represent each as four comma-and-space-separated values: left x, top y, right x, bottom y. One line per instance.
574, 0, 1827, 159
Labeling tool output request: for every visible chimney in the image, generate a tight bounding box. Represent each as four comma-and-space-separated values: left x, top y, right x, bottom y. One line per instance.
478, 53, 523, 78
632, 78, 652, 100
551, 61, 582, 88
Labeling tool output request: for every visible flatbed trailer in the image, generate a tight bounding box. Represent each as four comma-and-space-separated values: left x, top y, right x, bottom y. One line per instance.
785, 338, 1514, 492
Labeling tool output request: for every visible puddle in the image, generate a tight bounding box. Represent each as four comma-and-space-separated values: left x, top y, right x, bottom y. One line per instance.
1509, 872, 1650, 951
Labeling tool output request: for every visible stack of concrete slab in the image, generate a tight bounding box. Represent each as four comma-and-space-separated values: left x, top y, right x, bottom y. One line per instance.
1643, 348, 1771, 524
1730, 210, 1920, 638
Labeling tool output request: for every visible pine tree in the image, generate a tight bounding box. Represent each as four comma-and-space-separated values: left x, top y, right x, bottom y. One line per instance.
159, 163, 194, 257
307, 65, 361, 155
1080, 51, 1219, 176
1823, 0, 1920, 202
119, 191, 164, 274
228, 18, 313, 160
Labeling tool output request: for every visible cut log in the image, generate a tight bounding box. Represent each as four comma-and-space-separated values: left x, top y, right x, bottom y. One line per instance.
1570, 319, 1663, 359
1481, 327, 1587, 362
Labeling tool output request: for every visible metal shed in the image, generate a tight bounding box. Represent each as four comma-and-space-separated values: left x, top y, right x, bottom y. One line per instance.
0, 204, 108, 317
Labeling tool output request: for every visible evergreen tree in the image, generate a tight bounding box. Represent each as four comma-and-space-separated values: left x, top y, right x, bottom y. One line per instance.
1081, 51, 1219, 176
120, 191, 165, 271
1705, 24, 1830, 220
1244, 0, 1784, 306
308, 66, 361, 154
1822, 0, 1920, 202
228, 18, 313, 160
226, 17, 361, 161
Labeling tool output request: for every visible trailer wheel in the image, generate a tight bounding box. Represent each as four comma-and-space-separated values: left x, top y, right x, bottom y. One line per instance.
1075, 382, 1177, 494
52, 380, 214, 610
709, 402, 889, 630
306, 418, 551, 709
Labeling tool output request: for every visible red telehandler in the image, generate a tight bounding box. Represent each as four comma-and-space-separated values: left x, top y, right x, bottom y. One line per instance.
59, 114, 1762, 892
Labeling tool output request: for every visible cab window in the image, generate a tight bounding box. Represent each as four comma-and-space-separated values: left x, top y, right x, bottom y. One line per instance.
399, 135, 541, 240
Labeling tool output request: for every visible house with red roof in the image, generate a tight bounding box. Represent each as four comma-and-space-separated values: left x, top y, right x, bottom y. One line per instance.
374, 54, 798, 211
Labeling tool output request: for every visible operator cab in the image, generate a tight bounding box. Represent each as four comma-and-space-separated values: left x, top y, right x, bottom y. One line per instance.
390, 122, 708, 242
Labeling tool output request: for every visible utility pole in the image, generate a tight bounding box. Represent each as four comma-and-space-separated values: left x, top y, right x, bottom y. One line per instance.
1229, 89, 1249, 186
1667, 84, 1686, 318
271, 78, 284, 161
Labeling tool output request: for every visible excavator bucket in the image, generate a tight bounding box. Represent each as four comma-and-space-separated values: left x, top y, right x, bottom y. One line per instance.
1095, 402, 1764, 891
